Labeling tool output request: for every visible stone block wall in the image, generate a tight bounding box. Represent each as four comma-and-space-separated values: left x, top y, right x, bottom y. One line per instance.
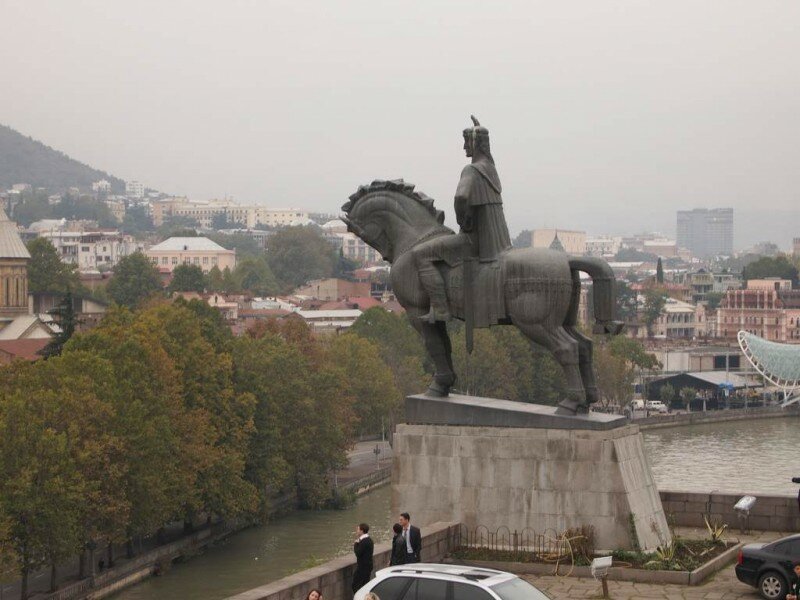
224, 522, 460, 600
661, 490, 800, 532
392, 423, 670, 553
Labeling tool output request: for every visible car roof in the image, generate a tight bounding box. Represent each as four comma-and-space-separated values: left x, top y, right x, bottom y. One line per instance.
374, 563, 515, 585
767, 534, 800, 546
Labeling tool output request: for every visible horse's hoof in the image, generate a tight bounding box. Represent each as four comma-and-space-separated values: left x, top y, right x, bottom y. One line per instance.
426, 384, 449, 398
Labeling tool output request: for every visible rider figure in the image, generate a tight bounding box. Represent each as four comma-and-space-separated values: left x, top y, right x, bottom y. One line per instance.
414, 116, 512, 322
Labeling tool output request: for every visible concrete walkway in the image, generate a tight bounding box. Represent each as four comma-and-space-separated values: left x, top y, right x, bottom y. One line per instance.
524, 527, 778, 600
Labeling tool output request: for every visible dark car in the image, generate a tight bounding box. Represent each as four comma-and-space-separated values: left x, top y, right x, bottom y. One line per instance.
736, 533, 800, 599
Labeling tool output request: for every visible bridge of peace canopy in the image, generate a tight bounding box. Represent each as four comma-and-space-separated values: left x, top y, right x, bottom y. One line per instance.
738, 330, 800, 404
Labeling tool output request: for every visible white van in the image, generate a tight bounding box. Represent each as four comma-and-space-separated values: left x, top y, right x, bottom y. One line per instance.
645, 400, 668, 413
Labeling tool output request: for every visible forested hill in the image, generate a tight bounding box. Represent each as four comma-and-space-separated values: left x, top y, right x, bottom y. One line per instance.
0, 124, 125, 193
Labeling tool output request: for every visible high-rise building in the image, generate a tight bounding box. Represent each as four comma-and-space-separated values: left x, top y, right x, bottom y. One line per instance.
125, 180, 145, 199
676, 208, 733, 258
793, 237, 800, 258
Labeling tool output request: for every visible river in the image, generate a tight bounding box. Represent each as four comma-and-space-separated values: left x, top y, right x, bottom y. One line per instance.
114, 416, 797, 600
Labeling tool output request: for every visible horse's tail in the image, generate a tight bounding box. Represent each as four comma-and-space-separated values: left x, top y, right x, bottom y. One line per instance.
567, 257, 624, 335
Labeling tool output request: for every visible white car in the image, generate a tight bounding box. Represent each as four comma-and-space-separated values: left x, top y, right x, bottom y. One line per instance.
354, 563, 552, 600
645, 400, 668, 413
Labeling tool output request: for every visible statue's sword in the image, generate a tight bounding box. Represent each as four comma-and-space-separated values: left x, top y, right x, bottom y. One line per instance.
464, 254, 475, 354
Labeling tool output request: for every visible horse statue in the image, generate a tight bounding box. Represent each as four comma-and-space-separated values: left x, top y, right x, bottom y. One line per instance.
342, 179, 623, 415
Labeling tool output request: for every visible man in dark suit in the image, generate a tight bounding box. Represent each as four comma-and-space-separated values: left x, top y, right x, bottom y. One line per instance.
399, 512, 421, 563
352, 523, 374, 595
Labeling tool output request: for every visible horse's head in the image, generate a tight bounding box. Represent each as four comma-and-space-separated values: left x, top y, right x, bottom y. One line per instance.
341, 179, 448, 263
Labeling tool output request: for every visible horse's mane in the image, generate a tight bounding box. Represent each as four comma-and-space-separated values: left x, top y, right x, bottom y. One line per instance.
342, 179, 444, 224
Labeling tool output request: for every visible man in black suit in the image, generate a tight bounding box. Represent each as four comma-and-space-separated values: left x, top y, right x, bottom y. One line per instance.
399, 512, 421, 563
352, 522, 374, 595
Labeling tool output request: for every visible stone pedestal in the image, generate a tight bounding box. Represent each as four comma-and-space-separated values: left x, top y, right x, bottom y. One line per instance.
392, 394, 671, 552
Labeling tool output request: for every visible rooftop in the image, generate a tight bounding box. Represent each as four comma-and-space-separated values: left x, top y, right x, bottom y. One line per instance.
0, 207, 31, 259
148, 237, 232, 253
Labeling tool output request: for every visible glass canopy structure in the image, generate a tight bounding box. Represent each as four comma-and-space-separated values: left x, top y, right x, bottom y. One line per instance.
738, 331, 800, 404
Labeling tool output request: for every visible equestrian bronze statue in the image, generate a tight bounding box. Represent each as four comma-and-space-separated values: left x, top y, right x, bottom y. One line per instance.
342, 117, 623, 414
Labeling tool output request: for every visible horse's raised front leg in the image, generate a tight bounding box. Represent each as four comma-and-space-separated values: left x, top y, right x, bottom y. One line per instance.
410, 313, 456, 397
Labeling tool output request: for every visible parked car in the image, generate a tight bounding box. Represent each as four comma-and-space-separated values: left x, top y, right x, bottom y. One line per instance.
630, 399, 645, 410
354, 564, 552, 600
735, 533, 800, 599
645, 400, 668, 413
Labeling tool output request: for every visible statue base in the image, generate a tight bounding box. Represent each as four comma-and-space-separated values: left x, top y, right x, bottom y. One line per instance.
392, 395, 670, 552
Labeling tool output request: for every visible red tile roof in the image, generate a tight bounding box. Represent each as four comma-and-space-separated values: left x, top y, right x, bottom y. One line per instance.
0, 339, 49, 362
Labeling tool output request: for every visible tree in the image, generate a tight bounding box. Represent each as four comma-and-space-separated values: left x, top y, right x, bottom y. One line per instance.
615, 281, 638, 322
642, 288, 666, 337
656, 257, 664, 283
122, 205, 153, 236
659, 383, 675, 408
26, 237, 80, 294
106, 252, 162, 308
206, 232, 262, 261
350, 308, 428, 399
451, 328, 517, 399
206, 265, 225, 292
265, 226, 337, 290
325, 335, 398, 437
39, 292, 79, 358
679, 386, 696, 413
742, 255, 799, 287
235, 257, 279, 296
594, 336, 659, 408
704, 291, 725, 310
169, 264, 206, 293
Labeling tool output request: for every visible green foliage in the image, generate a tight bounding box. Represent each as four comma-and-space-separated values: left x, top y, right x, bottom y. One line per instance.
679, 387, 696, 410
39, 292, 79, 358
660, 383, 676, 405
656, 257, 664, 284
26, 237, 81, 294
107, 251, 162, 308
451, 327, 566, 404
206, 232, 263, 261
266, 226, 337, 290
349, 308, 428, 400
156, 216, 199, 238
122, 205, 154, 236
704, 291, 724, 310
235, 257, 279, 296
742, 254, 799, 287
643, 288, 667, 337
54, 193, 116, 227
703, 514, 728, 545
0, 124, 125, 192
594, 337, 657, 408
169, 264, 206, 293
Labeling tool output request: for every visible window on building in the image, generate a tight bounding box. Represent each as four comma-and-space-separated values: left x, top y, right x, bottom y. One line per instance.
193, 257, 200, 265
212, 257, 218, 265
172, 257, 178, 265
162, 257, 168, 265
151, 257, 158, 264
203, 256, 209, 265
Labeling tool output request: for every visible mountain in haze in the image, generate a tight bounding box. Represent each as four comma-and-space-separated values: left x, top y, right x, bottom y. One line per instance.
0, 124, 125, 193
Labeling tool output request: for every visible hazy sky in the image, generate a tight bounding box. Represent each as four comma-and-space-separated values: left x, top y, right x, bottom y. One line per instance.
2, 1, 799, 248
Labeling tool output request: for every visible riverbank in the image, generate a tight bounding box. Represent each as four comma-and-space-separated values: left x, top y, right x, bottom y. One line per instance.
635, 404, 798, 430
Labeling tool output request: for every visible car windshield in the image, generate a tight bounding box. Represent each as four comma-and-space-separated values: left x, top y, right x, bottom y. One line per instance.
491, 577, 551, 600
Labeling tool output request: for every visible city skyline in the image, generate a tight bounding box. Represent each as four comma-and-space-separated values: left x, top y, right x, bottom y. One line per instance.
1, 2, 799, 250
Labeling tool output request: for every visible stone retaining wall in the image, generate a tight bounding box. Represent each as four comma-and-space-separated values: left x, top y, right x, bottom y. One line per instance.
224, 522, 460, 600
660, 490, 800, 532
636, 405, 797, 430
